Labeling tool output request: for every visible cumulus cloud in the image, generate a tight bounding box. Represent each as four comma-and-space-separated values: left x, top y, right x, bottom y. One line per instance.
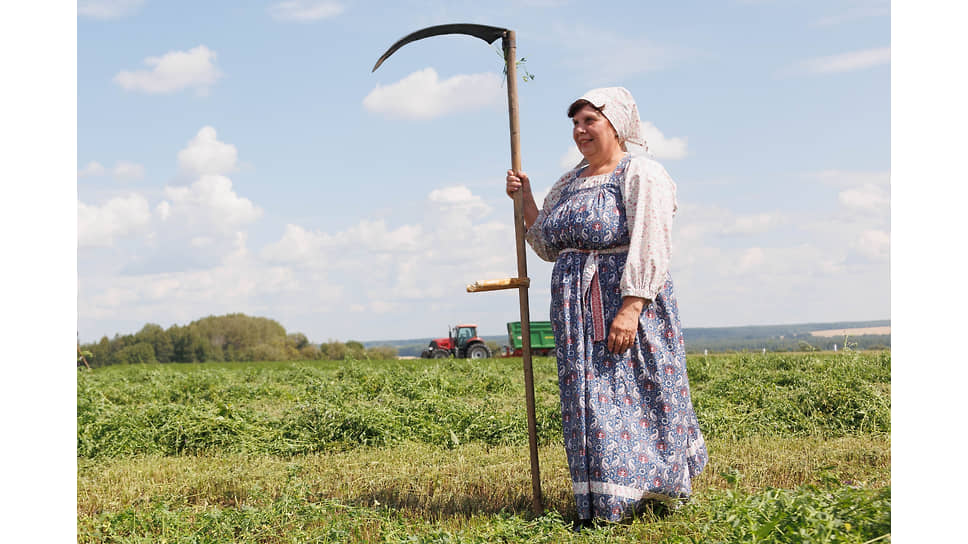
735, 247, 766, 274
428, 186, 491, 217
363, 68, 504, 120
262, 220, 423, 265
177, 126, 238, 177
677, 203, 786, 242
78, 0, 145, 19
260, 184, 515, 315
641, 122, 688, 160
155, 201, 171, 220
838, 184, 890, 215
268, 1, 344, 21
722, 212, 785, 235
161, 175, 262, 233
789, 47, 890, 75
78, 194, 152, 247
851, 229, 890, 261
114, 45, 222, 95
113, 160, 145, 182
80, 248, 311, 327
78, 161, 106, 177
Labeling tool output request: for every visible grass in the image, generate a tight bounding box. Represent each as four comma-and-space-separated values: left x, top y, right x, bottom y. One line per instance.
78, 352, 891, 542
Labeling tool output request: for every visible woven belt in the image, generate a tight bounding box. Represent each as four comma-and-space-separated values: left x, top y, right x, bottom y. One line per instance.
559, 245, 629, 342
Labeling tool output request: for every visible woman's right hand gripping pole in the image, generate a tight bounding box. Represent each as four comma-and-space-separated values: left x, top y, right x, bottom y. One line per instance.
506, 170, 539, 229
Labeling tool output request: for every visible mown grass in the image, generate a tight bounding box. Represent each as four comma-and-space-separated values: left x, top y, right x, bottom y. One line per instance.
78, 351, 891, 543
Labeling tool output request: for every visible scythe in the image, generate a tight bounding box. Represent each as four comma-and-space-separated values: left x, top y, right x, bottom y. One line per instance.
373, 24, 543, 515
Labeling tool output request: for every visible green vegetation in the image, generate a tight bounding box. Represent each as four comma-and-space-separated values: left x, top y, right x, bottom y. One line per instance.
78, 351, 890, 542
80, 313, 397, 368
379, 320, 892, 357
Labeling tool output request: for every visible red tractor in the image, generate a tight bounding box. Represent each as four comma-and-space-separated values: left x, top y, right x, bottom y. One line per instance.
420, 324, 492, 359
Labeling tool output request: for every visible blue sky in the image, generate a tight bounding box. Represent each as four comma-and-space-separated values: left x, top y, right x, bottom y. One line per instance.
74, 0, 892, 343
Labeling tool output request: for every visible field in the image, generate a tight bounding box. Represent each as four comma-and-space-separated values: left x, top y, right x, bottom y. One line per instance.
809, 327, 891, 338
77, 351, 891, 543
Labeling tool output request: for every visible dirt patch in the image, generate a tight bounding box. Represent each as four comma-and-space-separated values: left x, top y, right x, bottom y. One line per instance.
810, 326, 891, 338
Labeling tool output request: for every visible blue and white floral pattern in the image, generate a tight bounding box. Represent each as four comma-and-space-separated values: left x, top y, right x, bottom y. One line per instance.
534, 154, 707, 521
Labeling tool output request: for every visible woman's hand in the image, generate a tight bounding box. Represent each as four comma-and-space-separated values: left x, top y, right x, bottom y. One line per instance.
505, 170, 539, 229
607, 296, 648, 353
506, 170, 531, 198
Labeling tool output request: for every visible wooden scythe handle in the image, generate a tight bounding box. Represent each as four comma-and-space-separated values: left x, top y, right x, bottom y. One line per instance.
503, 30, 544, 516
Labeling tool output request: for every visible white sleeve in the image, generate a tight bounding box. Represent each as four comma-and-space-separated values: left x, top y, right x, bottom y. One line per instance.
619, 156, 678, 300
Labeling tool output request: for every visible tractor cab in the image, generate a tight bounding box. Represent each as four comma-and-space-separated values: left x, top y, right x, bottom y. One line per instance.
451, 324, 491, 359
452, 324, 478, 349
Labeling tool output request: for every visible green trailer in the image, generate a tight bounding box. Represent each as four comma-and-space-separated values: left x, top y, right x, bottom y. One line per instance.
504, 321, 556, 357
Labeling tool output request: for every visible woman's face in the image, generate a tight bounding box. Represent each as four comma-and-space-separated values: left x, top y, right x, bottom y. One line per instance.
572, 104, 620, 160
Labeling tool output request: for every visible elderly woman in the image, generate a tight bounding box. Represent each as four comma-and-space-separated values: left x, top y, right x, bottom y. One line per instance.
506, 87, 707, 524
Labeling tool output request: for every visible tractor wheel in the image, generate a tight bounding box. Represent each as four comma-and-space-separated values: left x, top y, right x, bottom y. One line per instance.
432, 349, 450, 358
420, 349, 432, 358
467, 344, 490, 359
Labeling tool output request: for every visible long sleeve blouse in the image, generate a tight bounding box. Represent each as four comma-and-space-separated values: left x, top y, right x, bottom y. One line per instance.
525, 154, 678, 301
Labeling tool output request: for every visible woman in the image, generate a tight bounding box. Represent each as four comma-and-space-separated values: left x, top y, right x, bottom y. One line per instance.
506, 87, 707, 523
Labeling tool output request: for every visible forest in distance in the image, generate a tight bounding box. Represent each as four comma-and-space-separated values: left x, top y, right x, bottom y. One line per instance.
79, 313, 890, 368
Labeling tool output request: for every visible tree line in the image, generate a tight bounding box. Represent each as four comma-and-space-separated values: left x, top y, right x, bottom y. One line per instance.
79, 313, 397, 368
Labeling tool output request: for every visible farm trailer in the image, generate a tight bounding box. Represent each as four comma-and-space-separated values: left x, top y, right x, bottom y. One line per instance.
503, 321, 555, 357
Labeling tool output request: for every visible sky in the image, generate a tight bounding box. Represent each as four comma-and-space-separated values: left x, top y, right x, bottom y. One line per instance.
74, 0, 893, 343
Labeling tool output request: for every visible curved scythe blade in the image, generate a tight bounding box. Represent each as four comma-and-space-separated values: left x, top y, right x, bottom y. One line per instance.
372, 23, 508, 72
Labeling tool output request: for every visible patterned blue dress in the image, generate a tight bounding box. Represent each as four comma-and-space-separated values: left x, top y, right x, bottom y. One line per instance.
529, 154, 707, 521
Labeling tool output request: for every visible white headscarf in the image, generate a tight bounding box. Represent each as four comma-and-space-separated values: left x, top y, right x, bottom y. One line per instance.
575, 86, 650, 164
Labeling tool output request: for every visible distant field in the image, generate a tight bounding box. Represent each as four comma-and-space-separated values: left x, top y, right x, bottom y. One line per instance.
811, 326, 891, 338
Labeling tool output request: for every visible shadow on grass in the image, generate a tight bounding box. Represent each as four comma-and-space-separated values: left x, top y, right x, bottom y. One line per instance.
349, 487, 554, 520
345, 487, 680, 526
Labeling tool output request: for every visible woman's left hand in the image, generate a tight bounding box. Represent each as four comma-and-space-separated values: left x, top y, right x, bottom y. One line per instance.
607, 296, 648, 353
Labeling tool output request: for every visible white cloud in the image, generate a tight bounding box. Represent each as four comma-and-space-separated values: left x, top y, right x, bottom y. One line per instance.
428, 185, 491, 217
190, 236, 214, 248
364, 68, 504, 120
735, 247, 766, 274
113, 160, 145, 182
78, 161, 105, 177
78, 0, 145, 19
268, 1, 344, 21
838, 184, 890, 214
114, 45, 222, 95
162, 175, 262, 233
722, 212, 785, 235
78, 194, 152, 247
791, 47, 890, 75
263, 220, 423, 265
810, 169, 890, 187
851, 229, 890, 261
260, 184, 516, 317
641, 121, 688, 160
79, 249, 311, 326
677, 203, 786, 242
156, 201, 171, 221
177, 126, 238, 177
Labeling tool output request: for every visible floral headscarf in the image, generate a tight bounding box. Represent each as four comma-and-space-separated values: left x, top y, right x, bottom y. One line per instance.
578, 86, 649, 157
